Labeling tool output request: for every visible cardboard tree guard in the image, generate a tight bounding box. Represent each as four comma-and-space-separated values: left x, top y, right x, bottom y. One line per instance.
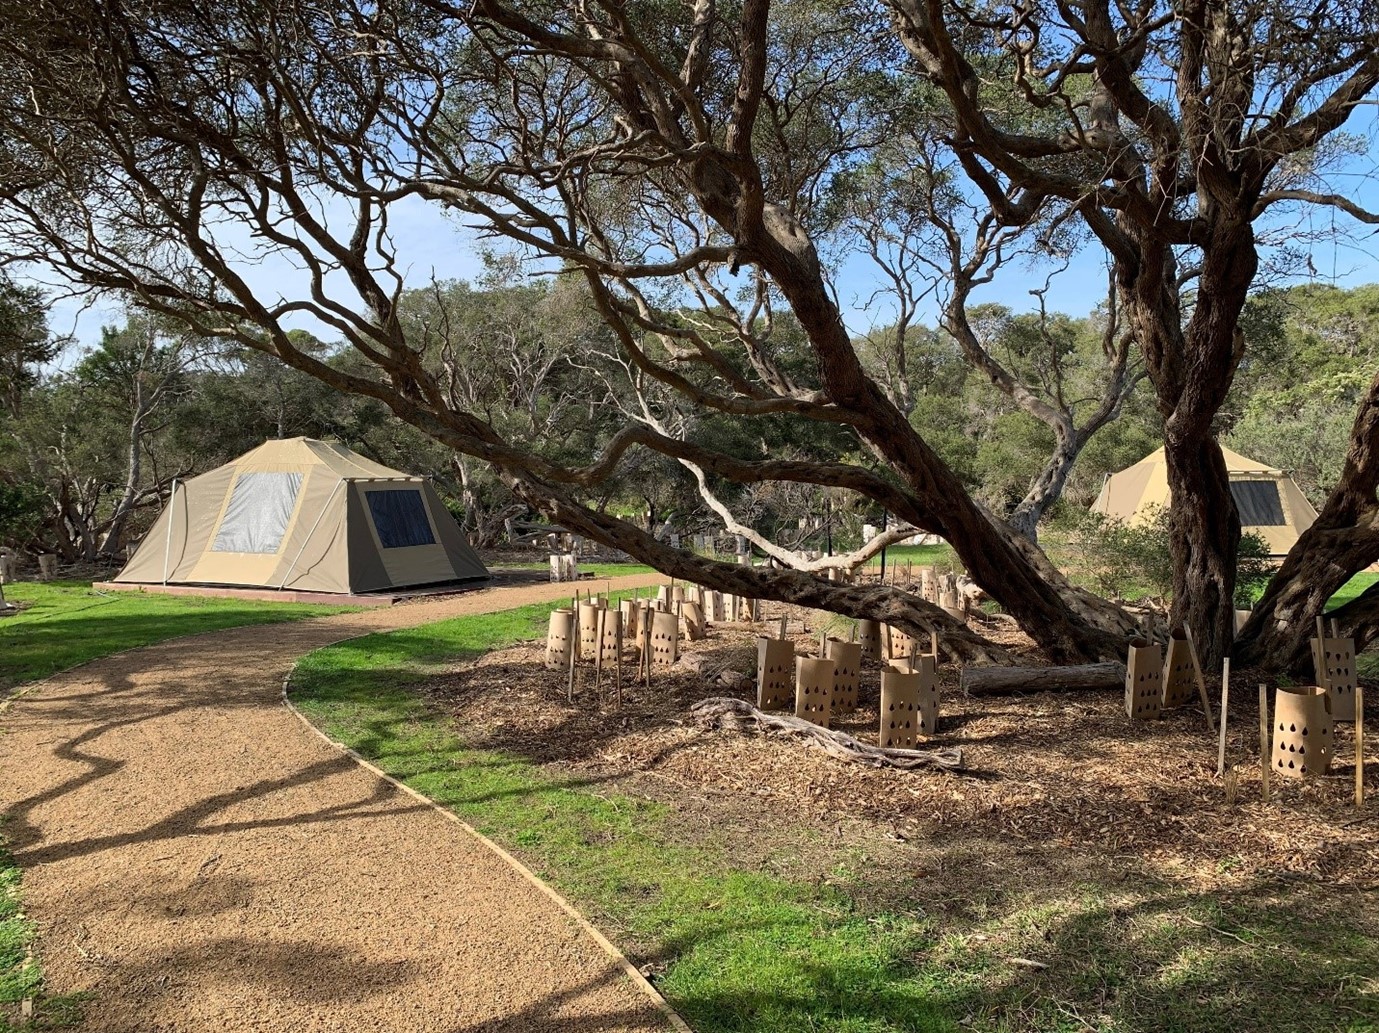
794, 656, 835, 728
546, 609, 574, 670
1273, 685, 1334, 778
1124, 638, 1163, 721
1312, 634, 1357, 723
756, 636, 795, 709
825, 638, 862, 713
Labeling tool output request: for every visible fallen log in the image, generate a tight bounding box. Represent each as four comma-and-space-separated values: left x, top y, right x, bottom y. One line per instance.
960, 661, 1126, 696
689, 697, 966, 773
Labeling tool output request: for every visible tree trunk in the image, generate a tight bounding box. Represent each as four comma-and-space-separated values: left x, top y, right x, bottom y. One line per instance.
1236, 366, 1379, 671
1008, 425, 1082, 543
1163, 434, 1239, 666
960, 661, 1126, 696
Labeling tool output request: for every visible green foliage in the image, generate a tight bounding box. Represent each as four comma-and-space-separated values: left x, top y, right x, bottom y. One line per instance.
0, 482, 46, 549
1050, 507, 1271, 607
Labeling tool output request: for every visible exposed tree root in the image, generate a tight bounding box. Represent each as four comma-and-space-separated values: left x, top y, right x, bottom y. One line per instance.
689, 696, 967, 773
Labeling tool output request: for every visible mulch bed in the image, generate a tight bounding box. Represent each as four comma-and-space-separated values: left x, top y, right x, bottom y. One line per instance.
420, 602, 1377, 893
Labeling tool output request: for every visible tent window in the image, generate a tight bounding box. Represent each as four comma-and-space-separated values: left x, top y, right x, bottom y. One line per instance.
211, 472, 303, 553
1231, 480, 1285, 526
366, 489, 436, 548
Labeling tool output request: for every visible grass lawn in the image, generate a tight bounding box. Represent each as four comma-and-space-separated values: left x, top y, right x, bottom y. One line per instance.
1327, 572, 1379, 611
0, 829, 85, 1032
0, 581, 351, 693
290, 601, 1377, 1033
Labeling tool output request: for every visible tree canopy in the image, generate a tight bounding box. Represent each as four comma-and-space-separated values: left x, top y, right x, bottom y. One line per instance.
2, 0, 1378, 669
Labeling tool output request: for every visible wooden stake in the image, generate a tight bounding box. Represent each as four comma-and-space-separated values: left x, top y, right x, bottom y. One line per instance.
930, 629, 939, 660
595, 607, 606, 689
779, 615, 788, 641
1258, 683, 1271, 805
567, 618, 577, 703
1183, 626, 1217, 734
849, 622, 856, 643
1331, 617, 1339, 638
643, 617, 653, 688
819, 629, 828, 657
1217, 657, 1231, 777
1357, 681, 1366, 808
1315, 614, 1326, 649
883, 623, 893, 663
615, 614, 623, 710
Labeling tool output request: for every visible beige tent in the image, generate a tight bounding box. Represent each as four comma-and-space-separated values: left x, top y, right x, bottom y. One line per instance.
115, 438, 488, 594
1090, 445, 1318, 556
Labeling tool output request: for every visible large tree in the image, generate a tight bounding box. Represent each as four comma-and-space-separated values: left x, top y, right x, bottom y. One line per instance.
0, 0, 1375, 666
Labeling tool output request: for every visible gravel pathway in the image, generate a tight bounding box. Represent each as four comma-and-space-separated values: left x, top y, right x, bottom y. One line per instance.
0, 574, 674, 1032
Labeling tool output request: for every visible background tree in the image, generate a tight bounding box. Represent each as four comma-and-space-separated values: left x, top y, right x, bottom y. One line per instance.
2, 0, 1376, 666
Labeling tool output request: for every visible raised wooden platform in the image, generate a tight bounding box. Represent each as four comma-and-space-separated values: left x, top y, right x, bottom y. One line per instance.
92, 579, 489, 608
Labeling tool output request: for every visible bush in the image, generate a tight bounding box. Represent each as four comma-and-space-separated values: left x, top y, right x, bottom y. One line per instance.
1049, 504, 1272, 607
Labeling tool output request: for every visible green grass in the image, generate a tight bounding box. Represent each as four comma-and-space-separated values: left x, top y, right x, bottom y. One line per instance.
290, 601, 1378, 1033
0, 830, 86, 1031
0, 581, 351, 693
1326, 572, 1379, 612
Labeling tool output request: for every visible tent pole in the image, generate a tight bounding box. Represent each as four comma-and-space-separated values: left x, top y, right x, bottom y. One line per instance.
278, 478, 346, 590
162, 479, 179, 585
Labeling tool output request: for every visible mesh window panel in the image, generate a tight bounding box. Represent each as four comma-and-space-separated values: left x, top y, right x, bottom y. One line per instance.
1230, 480, 1285, 525
366, 489, 436, 548
211, 472, 303, 553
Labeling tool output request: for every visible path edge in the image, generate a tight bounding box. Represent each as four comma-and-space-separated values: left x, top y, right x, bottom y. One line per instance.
280, 670, 694, 1033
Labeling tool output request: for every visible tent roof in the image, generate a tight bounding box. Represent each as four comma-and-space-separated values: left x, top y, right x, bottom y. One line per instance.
1114, 445, 1281, 477
1090, 444, 1319, 556
235, 437, 416, 479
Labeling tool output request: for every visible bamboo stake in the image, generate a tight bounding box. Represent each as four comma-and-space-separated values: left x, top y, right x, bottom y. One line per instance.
1357, 681, 1366, 808
1183, 626, 1217, 734
1217, 657, 1231, 777
1259, 683, 1271, 805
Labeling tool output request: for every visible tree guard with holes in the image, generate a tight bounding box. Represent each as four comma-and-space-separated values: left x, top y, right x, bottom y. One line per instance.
756, 636, 794, 710
794, 656, 834, 728
619, 599, 639, 640
1312, 634, 1357, 722
682, 601, 706, 641
1273, 685, 1334, 778
1124, 639, 1163, 721
826, 638, 862, 712
650, 610, 679, 668
577, 602, 602, 662
880, 666, 921, 748
546, 609, 574, 670
885, 624, 917, 663
857, 619, 882, 661
1162, 628, 1197, 707
598, 609, 622, 666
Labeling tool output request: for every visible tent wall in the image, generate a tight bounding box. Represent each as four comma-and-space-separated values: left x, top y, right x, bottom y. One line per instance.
113, 437, 489, 593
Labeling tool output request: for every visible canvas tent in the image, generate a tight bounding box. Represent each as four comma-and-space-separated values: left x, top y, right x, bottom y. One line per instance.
1090, 446, 1318, 556
115, 438, 488, 594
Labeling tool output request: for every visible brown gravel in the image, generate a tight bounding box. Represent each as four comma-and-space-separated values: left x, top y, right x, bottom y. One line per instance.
0, 574, 671, 1033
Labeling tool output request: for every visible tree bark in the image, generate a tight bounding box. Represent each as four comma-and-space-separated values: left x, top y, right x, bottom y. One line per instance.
960, 661, 1126, 696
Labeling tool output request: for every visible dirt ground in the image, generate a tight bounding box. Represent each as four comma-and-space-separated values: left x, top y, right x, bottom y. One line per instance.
0, 573, 677, 1033
426, 601, 1377, 897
